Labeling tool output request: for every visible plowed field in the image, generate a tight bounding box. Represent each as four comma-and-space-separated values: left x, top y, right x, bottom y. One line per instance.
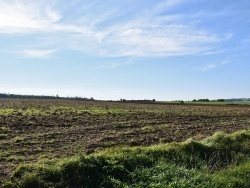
1, 99, 250, 182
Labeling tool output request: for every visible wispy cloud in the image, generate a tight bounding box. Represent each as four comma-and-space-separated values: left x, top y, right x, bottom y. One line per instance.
0, 1, 55, 33
100, 57, 134, 69
22, 49, 57, 58
93, 24, 225, 57
71, 20, 226, 57
70, 1, 232, 57
0, 0, 86, 34
0, 0, 232, 58
201, 60, 229, 71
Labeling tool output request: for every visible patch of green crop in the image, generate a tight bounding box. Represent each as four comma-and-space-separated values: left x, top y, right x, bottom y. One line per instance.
0, 151, 10, 158
0, 127, 10, 133
21, 108, 46, 116
12, 136, 25, 143
0, 108, 14, 116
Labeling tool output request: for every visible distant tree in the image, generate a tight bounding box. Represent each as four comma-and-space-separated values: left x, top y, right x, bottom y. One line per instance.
198, 99, 210, 102
0, 93, 96, 101
217, 99, 225, 102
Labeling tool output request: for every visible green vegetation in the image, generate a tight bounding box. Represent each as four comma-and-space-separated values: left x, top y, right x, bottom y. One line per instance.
187, 101, 250, 106
1, 98, 250, 187
3, 130, 250, 187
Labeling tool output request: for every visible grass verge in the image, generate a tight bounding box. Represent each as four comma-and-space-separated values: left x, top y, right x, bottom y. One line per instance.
3, 130, 250, 188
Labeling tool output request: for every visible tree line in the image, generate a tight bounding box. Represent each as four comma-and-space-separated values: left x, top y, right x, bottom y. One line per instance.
0, 93, 95, 101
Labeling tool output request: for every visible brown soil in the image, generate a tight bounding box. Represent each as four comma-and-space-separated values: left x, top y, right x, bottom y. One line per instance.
0, 98, 250, 181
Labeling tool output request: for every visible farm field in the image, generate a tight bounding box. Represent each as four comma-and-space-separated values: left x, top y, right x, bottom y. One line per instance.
1, 98, 250, 185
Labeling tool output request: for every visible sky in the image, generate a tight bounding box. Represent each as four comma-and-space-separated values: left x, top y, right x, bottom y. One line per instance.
0, 0, 250, 101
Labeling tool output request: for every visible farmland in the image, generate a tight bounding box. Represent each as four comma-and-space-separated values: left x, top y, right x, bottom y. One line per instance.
1, 98, 250, 186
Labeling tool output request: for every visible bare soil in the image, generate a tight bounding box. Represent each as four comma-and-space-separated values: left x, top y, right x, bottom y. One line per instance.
1, 99, 250, 181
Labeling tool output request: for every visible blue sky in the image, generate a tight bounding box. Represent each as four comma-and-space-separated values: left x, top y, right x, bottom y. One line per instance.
0, 0, 250, 101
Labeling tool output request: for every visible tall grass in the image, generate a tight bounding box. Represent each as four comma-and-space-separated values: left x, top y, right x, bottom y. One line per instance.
5, 130, 250, 188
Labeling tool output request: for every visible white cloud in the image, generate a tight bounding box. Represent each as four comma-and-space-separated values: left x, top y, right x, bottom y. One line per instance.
22, 49, 57, 58
0, 0, 86, 34
0, 1, 54, 33
75, 20, 228, 57
201, 60, 229, 71
69, 0, 232, 57
100, 57, 134, 69
153, 0, 182, 14
0, 0, 232, 58
201, 63, 217, 71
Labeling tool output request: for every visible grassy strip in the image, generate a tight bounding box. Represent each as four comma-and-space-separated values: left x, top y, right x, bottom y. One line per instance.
158, 101, 250, 106
3, 130, 250, 188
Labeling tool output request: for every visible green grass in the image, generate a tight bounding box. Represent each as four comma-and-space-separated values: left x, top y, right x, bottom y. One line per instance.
189, 101, 250, 105
159, 101, 250, 106
1, 99, 250, 186
4, 130, 250, 188
213, 162, 250, 187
